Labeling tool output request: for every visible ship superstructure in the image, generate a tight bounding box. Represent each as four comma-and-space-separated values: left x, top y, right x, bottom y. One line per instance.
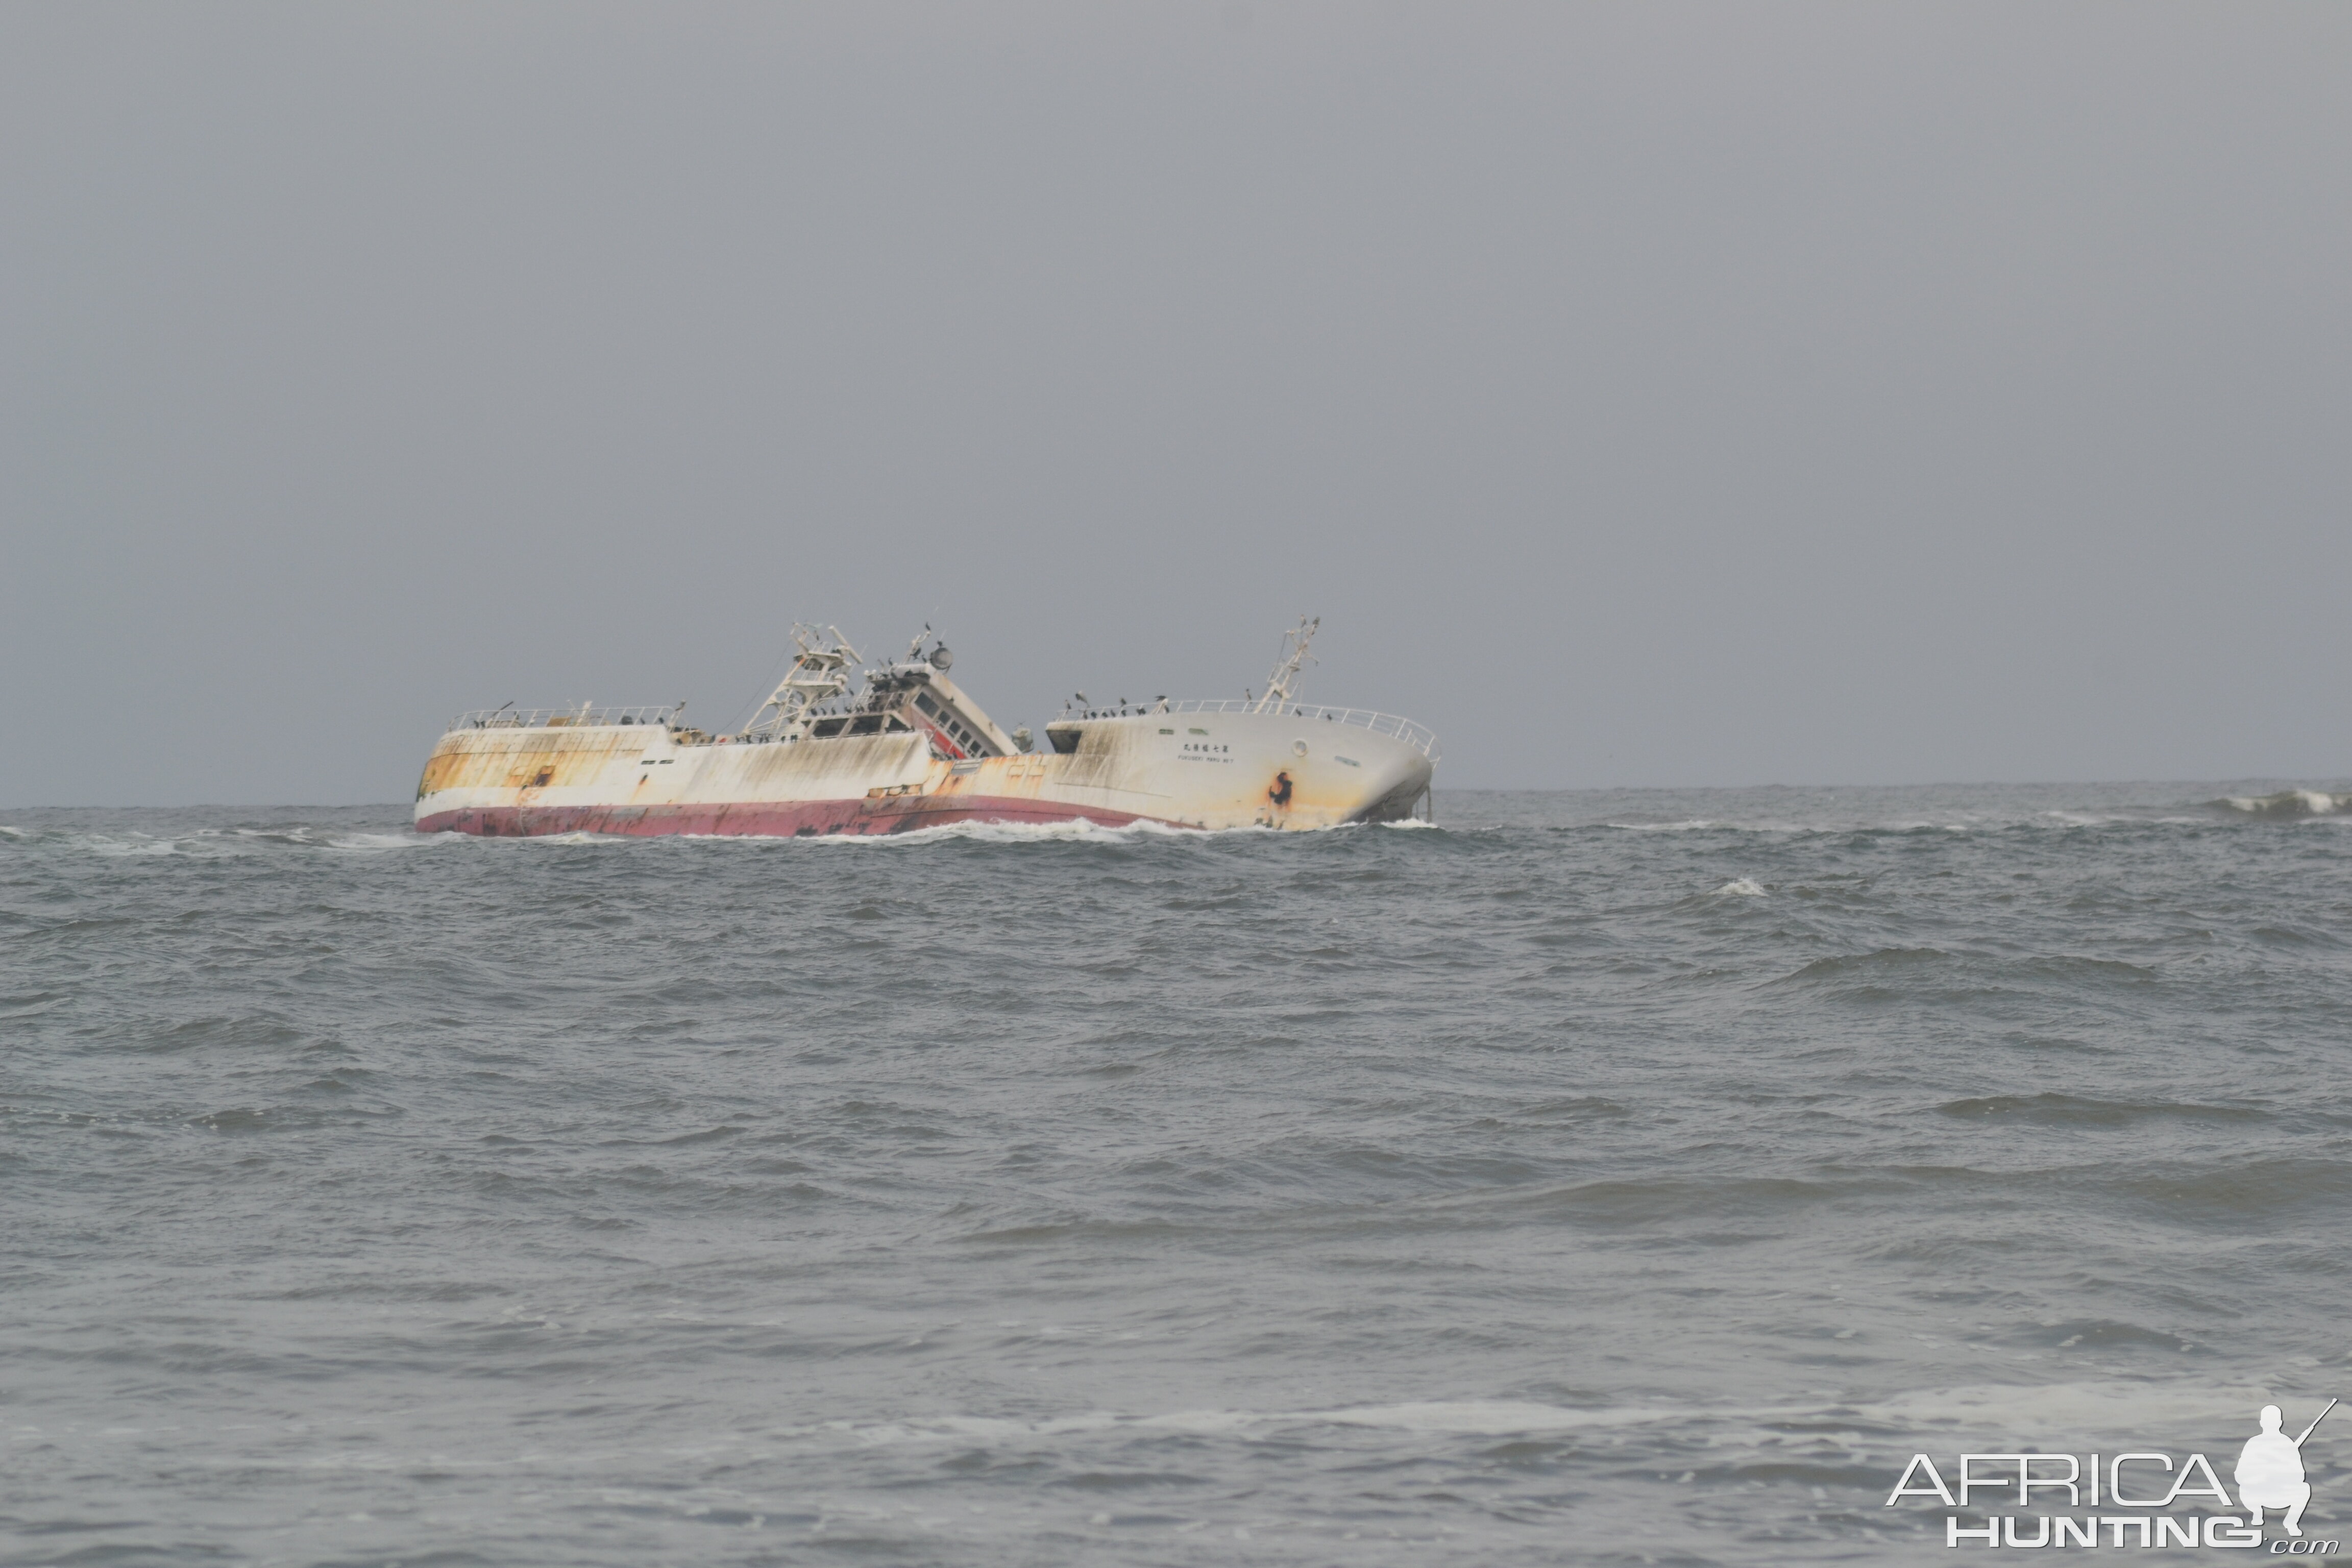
413, 619, 1435, 838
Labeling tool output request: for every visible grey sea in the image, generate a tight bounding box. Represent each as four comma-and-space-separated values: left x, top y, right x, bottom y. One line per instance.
7, 783, 2351, 1566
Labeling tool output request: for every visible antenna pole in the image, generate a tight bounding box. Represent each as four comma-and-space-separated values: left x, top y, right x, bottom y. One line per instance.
1253, 615, 1320, 714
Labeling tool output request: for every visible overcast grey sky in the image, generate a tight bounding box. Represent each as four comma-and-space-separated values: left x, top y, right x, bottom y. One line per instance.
4, 3, 2347, 804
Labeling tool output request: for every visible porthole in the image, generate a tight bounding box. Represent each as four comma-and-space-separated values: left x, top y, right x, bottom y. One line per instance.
1292, 740, 1308, 756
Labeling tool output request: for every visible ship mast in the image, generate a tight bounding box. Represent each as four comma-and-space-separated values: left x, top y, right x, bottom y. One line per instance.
1251, 615, 1319, 713
744, 624, 863, 741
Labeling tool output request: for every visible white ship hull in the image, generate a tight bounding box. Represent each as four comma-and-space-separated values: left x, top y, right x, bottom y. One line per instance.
414, 706, 1433, 838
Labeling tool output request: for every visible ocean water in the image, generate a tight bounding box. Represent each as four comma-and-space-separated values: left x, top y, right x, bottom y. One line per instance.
6, 782, 2352, 1566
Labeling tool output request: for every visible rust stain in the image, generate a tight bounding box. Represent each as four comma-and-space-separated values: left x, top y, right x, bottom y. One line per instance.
415, 697, 1430, 835
416, 749, 472, 796
416, 728, 648, 798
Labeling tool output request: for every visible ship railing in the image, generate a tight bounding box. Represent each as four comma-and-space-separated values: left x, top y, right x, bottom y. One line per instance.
1150, 699, 1439, 759
449, 705, 679, 732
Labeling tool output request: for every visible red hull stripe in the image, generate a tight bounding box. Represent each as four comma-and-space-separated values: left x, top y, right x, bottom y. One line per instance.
416, 795, 1161, 839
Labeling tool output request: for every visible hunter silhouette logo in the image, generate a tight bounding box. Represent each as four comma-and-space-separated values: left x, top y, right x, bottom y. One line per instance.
2241, 1400, 2335, 1537
1884, 1397, 2338, 1549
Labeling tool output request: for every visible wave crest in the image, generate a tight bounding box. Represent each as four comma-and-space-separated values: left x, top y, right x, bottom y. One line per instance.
2216, 789, 2351, 818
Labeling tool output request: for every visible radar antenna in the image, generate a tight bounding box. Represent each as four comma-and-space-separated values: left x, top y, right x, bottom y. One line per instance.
1251, 615, 1319, 713
744, 624, 863, 742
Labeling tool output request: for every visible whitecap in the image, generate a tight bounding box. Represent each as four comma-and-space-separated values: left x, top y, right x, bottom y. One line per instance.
798, 1380, 2280, 1456
2218, 790, 2350, 818
74, 834, 185, 858
1604, 818, 1816, 834
1846, 1380, 2270, 1438
320, 831, 459, 852
668, 815, 1387, 848
802, 816, 1209, 849
1277, 1400, 1682, 1435
802, 1400, 1697, 1450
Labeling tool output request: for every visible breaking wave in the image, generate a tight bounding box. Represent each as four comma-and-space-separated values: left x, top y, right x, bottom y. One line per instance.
2214, 789, 2352, 818
0, 822, 456, 855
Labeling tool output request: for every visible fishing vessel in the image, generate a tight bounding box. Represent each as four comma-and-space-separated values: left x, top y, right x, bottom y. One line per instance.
412, 618, 1436, 838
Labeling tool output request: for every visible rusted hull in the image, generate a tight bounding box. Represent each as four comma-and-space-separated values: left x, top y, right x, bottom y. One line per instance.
413, 708, 1433, 839
418, 796, 1148, 838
